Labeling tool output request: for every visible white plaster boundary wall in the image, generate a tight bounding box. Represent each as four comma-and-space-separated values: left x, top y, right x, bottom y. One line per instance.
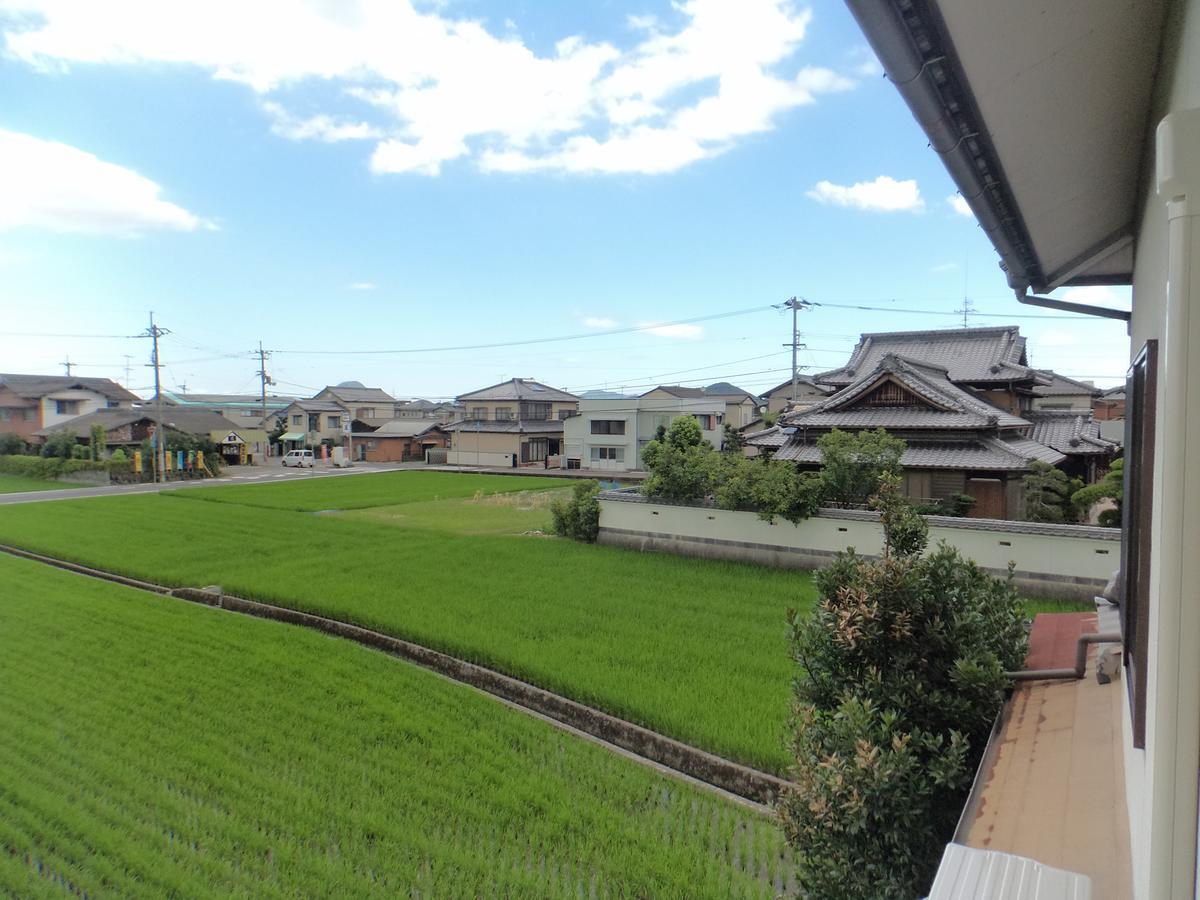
598, 491, 1120, 602
445, 450, 515, 467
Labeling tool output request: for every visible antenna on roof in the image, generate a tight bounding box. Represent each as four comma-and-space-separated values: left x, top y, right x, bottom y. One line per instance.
61, 355, 73, 377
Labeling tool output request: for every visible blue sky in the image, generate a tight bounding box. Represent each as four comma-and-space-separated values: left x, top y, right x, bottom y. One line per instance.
0, 0, 1130, 400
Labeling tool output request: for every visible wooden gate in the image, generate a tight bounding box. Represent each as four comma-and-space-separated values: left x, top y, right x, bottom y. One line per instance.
966, 478, 1006, 519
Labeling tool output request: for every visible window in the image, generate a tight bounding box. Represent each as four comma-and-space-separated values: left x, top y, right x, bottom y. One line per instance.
519, 400, 551, 420
470, 406, 488, 420
523, 437, 549, 462
355, 407, 374, 419
693, 414, 715, 430
1121, 340, 1156, 749
291, 414, 303, 426
590, 419, 626, 435
494, 407, 514, 420
106, 400, 121, 408
651, 414, 671, 432
558, 409, 578, 419
54, 400, 80, 415
308, 414, 319, 432
590, 446, 624, 462
327, 415, 342, 429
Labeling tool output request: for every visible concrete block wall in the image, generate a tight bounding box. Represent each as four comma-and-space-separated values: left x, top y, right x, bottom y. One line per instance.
598, 493, 1120, 602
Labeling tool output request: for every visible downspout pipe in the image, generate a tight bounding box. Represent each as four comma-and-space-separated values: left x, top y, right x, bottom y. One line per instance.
1016, 289, 1131, 322
1004, 631, 1122, 681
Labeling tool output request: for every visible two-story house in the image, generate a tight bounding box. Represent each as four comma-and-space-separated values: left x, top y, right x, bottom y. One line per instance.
560, 389, 725, 471
275, 382, 398, 449
444, 378, 578, 467
702, 382, 762, 429
0, 374, 139, 445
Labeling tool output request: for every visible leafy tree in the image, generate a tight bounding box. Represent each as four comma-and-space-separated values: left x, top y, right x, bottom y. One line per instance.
761, 411, 779, 427
0, 432, 25, 455
871, 472, 928, 558
640, 416, 718, 501
1022, 461, 1083, 523
1071, 458, 1124, 527
779, 484, 1027, 898
40, 430, 77, 459
714, 455, 822, 525
89, 423, 107, 461
550, 480, 601, 542
721, 423, 745, 454
816, 427, 906, 508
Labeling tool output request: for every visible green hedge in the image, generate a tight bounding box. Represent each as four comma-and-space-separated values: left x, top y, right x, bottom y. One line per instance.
0, 456, 111, 480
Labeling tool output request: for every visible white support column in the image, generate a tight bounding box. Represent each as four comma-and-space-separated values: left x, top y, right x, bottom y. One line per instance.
1147, 107, 1200, 900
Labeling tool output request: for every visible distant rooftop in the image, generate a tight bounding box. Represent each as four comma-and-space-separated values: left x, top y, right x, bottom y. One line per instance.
0, 373, 140, 402
817, 326, 1044, 386
457, 378, 577, 403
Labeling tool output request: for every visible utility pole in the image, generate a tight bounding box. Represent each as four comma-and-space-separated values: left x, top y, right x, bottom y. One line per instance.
776, 297, 813, 407
954, 297, 976, 328
61, 356, 73, 376
137, 313, 170, 484
255, 341, 273, 458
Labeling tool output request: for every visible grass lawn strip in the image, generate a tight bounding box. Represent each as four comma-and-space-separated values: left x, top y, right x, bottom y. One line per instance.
0, 489, 807, 773
0, 553, 795, 898
177, 469, 569, 511
0, 474, 85, 494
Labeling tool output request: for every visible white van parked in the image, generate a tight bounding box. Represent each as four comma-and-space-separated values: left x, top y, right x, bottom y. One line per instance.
281, 449, 315, 468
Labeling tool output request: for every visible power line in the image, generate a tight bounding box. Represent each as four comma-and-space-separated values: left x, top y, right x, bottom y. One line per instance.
810, 300, 1114, 320
271, 305, 775, 356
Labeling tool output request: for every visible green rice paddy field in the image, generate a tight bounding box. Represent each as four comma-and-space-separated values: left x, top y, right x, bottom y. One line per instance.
0, 471, 1085, 776
0, 553, 792, 898
0, 472, 810, 773
0, 475, 83, 494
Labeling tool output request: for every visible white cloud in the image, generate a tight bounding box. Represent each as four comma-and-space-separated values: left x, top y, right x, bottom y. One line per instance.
807, 175, 924, 212
583, 316, 618, 328
946, 194, 974, 217
1054, 285, 1132, 311
848, 46, 882, 78
262, 101, 381, 143
0, 129, 213, 235
2, 0, 858, 177
1036, 329, 1079, 348
348, 281, 376, 290
931, 262, 958, 273
640, 322, 704, 339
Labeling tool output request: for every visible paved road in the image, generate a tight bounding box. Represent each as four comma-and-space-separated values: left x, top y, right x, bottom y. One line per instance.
0, 460, 424, 506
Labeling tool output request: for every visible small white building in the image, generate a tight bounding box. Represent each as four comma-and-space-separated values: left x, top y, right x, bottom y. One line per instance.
561, 390, 724, 472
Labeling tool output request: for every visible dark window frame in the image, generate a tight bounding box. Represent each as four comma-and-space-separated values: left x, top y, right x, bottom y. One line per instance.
1121, 339, 1156, 749
590, 419, 626, 435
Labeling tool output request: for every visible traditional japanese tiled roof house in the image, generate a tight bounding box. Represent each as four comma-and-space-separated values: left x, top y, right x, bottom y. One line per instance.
745, 327, 1101, 519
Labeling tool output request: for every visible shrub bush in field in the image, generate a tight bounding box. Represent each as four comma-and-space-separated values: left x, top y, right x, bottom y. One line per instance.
0, 433, 24, 455
779, 475, 1027, 898
551, 480, 601, 542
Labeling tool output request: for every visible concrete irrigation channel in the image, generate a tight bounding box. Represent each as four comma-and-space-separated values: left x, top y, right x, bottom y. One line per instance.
1, 543, 790, 811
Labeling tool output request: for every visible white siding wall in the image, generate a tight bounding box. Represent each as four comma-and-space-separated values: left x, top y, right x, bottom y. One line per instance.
1124, 4, 1200, 896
